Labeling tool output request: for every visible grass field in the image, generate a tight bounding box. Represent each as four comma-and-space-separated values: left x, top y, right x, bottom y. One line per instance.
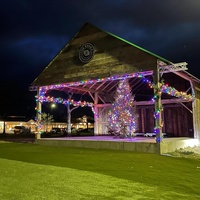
0, 141, 200, 200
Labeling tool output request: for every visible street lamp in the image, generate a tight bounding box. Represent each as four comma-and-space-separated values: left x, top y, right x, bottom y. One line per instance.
51, 103, 56, 109
50, 103, 56, 115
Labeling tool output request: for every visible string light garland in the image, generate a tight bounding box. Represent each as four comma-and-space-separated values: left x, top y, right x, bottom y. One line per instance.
36, 95, 98, 118
36, 95, 94, 107
160, 84, 193, 100
141, 77, 194, 101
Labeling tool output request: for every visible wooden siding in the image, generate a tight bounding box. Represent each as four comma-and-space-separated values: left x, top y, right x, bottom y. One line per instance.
193, 82, 200, 139
137, 104, 193, 137
97, 104, 194, 137
162, 104, 193, 137
138, 104, 194, 137
32, 23, 157, 87
97, 106, 111, 135
137, 106, 155, 133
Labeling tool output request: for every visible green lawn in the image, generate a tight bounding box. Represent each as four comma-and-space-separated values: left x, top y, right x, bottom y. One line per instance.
0, 141, 200, 200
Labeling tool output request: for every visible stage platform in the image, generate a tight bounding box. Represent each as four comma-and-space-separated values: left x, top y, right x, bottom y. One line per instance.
35, 136, 199, 154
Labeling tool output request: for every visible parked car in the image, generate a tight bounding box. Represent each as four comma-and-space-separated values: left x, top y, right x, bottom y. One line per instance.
50, 128, 61, 134
14, 126, 30, 134
50, 128, 67, 135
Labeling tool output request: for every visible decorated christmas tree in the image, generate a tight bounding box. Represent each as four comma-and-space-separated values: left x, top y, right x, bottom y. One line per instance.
108, 78, 138, 138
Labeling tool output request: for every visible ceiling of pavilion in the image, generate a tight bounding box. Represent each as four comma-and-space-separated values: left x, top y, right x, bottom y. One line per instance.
44, 72, 193, 105
45, 74, 153, 103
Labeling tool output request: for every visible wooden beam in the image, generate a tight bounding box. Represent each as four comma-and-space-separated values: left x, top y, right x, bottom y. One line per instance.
154, 64, 162, 143
95, 98, 192, 107
64, 86, 105, 95
180, 103, 193, 113
94, 92, 99, 135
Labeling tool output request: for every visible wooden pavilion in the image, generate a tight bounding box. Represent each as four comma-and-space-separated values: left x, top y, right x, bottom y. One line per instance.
30, 23, 200, 152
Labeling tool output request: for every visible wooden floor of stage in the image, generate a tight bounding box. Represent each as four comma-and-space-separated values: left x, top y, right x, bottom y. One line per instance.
41, 135, 157, 143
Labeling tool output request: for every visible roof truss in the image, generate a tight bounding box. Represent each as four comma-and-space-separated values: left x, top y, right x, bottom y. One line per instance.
159, 62, 188, 73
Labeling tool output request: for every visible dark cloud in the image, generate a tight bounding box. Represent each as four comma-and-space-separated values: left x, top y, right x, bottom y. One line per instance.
0, 0, 200, 116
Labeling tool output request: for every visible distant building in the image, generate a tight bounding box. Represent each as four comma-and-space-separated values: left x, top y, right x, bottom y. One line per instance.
0, 115, 93, 134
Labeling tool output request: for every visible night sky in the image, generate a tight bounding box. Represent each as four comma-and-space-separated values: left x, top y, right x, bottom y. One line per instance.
0, 0, 200, 119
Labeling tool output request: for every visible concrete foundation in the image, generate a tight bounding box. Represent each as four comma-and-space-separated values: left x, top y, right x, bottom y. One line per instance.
35, 136, 199, 154
160, 137, 199, 154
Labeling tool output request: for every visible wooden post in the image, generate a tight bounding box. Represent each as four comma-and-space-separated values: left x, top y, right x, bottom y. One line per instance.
94, 92, 99, 135
67, 104, 71, 136
36, 90, 42, 139
192, 85, 200, 139
154, 64, 163, 143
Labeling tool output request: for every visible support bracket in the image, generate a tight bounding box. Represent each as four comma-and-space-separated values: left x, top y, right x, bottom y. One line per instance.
159, 62, 188, 73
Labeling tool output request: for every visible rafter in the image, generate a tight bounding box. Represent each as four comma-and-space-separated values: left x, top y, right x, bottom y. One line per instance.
64, 86, 102, 94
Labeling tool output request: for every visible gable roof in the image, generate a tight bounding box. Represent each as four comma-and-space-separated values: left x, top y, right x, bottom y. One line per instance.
105, 30, 171, 64
31, 23, 172, 87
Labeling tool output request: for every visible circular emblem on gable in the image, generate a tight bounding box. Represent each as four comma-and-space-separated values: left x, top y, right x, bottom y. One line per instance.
79, 43, 95, 63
